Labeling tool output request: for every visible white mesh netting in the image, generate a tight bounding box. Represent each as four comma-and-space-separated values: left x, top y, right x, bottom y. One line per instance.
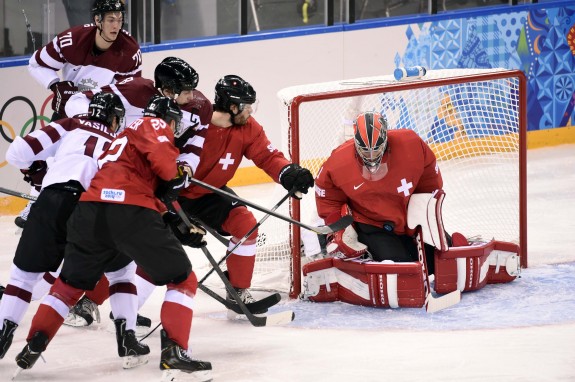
246, 68, 525, 296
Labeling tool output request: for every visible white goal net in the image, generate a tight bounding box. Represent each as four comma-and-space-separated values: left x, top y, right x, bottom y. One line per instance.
248, 68, 527, 297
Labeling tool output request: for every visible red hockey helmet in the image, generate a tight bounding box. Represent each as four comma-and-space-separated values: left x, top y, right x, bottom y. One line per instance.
353, 111, 388, 173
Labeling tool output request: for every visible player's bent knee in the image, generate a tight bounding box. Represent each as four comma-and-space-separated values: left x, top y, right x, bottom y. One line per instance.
302, 257, 426, 308
434, 240, 520, 294
167, 271, 198, 297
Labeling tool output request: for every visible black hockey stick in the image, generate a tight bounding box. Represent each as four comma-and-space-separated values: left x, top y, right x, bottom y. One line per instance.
198, 189, 295, 285
0, 187, 37, 201
170, 201, 294, 327
187, 177, 352, 235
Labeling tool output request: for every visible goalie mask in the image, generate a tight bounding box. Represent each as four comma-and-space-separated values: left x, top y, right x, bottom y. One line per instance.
144, 95, 184, 137
353, 111, 388, 180
88, 92, 125, 132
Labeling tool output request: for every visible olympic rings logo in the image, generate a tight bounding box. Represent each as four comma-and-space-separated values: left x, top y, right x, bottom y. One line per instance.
0, 94, 53, 168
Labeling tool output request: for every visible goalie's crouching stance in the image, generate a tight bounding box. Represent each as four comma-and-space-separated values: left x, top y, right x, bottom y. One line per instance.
303, 111, 520, 309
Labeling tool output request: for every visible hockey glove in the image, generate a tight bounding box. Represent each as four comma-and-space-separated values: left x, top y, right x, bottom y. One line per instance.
325, 205, 367, 258
163, 211, 207, 248
279, 164, 314, 198
155, 164, 192, 205
50, 81, 79, 116
21, 160, 48, 191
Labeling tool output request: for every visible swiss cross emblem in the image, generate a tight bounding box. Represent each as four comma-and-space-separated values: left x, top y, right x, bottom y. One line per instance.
219, 153, 235, 170
397, 178, 413, 197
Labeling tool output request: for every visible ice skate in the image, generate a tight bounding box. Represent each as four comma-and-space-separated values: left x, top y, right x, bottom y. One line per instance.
114, 319, 150, 369
160, 329, 212, 382
110, 311, 152, 338
0, 319, 18, 359
63, 295, 100, 327
14, 201, 32, 229
14, 331, 48, 373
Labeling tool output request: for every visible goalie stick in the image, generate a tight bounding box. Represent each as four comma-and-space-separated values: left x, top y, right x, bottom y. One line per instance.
187, 177, 352, 235
415, 226, 461, 313
170, 200, 295, 327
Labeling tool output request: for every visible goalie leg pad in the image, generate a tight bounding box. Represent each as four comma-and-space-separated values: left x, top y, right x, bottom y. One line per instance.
302, 258, 425, 308
434, 240, 520, 294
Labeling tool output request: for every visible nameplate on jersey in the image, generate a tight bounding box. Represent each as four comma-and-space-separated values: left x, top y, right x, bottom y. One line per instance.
100, 188, 126, 202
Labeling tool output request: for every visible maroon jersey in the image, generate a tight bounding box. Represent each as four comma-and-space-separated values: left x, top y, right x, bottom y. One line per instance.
29, 24, 142, 90
180, 116, 290, 199
81, 117, 179, 212
315, 129, 443, 234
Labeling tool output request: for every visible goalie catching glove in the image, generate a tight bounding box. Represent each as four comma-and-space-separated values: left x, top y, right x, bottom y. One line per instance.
325, 205, 367, 258
279, 163, 314, 198
20, 160, 48, 191
163, 211, 206, 248
155, 163, 192, 205
50, 81, 79, 116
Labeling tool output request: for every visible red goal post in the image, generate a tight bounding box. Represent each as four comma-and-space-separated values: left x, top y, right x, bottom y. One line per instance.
258, 68, 527, 298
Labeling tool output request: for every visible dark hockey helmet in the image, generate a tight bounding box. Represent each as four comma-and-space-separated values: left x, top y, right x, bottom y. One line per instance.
144, 95, 184, 135
92, 0, 125, 21
88, 92, 125, 130
353, 111, 388, 172
214, 75, 256, 113
154, 57, 199, 95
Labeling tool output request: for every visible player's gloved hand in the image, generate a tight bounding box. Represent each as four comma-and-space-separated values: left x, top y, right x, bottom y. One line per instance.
279, 164, 314, 199
155, 164, 192, 205
21, 160, 48, 191
163, 211, 206, 248
50, 81, 79, 116
324, 205, 367, 258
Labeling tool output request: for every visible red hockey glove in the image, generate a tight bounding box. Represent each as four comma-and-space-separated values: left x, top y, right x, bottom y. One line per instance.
325, 205, 367, 258
50, 81, 79, 116
279, 163, 314, 199
21, 160, 48, 191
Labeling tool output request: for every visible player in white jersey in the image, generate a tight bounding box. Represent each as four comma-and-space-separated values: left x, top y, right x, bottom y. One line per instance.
17, 0, 141, 229
0, 94, 149, 365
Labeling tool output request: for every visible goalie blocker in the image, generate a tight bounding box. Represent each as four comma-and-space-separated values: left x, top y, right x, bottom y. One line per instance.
302, 192, 520, 307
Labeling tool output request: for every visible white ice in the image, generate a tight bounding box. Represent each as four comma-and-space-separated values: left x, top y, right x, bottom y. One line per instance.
0, 145, 574, 382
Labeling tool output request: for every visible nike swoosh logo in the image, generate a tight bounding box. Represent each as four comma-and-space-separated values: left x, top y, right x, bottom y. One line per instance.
353, 183, 364, 190
231, 201, 238, 206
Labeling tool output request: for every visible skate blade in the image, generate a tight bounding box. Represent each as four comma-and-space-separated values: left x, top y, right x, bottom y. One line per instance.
122, 354, 149, 369
161, 369, 212, 382
63, 315, 91, 327
12, 367, 24, 380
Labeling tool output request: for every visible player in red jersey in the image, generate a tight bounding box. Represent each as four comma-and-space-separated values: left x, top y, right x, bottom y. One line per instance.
136, 75, 314, 315
14, 96, 212, 381
18, 0, 141, 229
63, 57, 211, 328
0, 93, 133, 361
303, 111, 519, 308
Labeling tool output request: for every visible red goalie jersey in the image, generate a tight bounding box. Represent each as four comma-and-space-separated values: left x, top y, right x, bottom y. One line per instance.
315, 129, 443, 235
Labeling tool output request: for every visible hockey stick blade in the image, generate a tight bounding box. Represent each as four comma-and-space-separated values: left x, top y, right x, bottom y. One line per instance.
425, 290, 461, 313
187, 178, 352, 235
226, 293, 281, 315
